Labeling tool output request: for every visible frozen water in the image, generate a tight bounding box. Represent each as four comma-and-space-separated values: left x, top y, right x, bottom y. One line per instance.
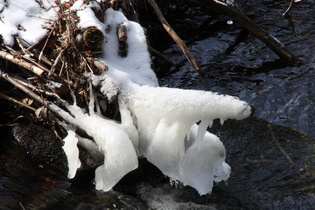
62, 130, 81, 179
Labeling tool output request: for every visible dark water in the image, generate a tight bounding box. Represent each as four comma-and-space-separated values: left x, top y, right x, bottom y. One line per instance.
153, 0, 315, 138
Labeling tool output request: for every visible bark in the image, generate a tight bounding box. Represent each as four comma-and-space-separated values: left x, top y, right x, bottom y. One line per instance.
0, 50, 44, 76
82, 27, 104, 49
117, 24, 128, 42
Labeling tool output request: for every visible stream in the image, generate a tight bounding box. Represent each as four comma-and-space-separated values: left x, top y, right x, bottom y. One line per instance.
0, 0, 314, 209
148, 0, 315, 138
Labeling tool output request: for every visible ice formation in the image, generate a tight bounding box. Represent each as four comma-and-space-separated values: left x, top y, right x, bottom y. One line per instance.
66, 102, 139, 191
0, 0, 252, 195
118, 84, 248, 195
62, 131, 81, 179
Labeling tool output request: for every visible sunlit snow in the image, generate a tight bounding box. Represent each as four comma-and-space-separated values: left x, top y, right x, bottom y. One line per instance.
0, 0, 251, 195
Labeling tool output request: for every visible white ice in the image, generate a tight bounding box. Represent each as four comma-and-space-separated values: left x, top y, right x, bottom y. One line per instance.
64, 95, 139, 192
116, 83, 248, 195
62, 130, 81, 179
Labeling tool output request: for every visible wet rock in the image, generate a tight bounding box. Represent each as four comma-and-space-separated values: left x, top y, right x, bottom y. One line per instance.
12, 124, 68, 173
11, 123, 103, 174
0, 122, 147, 209
0, 127, 71, 209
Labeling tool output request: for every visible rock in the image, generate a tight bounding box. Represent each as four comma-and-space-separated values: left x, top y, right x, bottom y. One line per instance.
12, 124, 68, 173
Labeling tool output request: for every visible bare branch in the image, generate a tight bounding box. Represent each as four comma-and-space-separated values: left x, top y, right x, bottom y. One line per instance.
0, 92, 37, 112
0, 50, 44, 76
147, 0, 205, 76
268, 124, 295, 164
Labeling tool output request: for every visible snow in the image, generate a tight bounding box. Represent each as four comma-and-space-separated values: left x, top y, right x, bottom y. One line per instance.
74, 2, 105, 34
116, 84, 248, 195
0, 0, 251, 195
0, 0, 57, 46
102, 8, 159, 86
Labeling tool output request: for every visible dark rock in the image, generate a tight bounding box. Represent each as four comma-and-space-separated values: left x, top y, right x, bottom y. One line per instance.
12, 124, 68, 173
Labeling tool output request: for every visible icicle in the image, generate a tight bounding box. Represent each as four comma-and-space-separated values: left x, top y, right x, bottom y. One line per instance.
185, 122, 194, 141
208, 119, 213, 128
88, 81, 95, 114
95, 94, 102, 116
87, 81, 102, 117
220, 118, 226, 125
118, 98, 140, 154
62, 130, 81, 179
196, 120, 211, 149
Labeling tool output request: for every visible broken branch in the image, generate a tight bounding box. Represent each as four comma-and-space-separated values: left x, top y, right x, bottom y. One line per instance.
0, 92, 37, 112
147, 0, 205, 76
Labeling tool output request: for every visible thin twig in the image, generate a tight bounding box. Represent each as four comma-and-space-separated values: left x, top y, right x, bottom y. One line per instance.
50, 48, 64, 74
246, 157, 292, 164
147, 0, 205, 76
15, 36, 33, 56
188, 0, 302, 66
0, 115, 24, 127
1, 73, 104, 161
0, 92, 37, 112
268, 124, 294, 164
2, 45, 51, 73
149, 46, 176, 66
19, 202, 26, 210
0, 70, 74, 124
283, 0, 295, 16
0, 48, 71, 84
11, 77, 60, 99
39, 22, 55, 63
